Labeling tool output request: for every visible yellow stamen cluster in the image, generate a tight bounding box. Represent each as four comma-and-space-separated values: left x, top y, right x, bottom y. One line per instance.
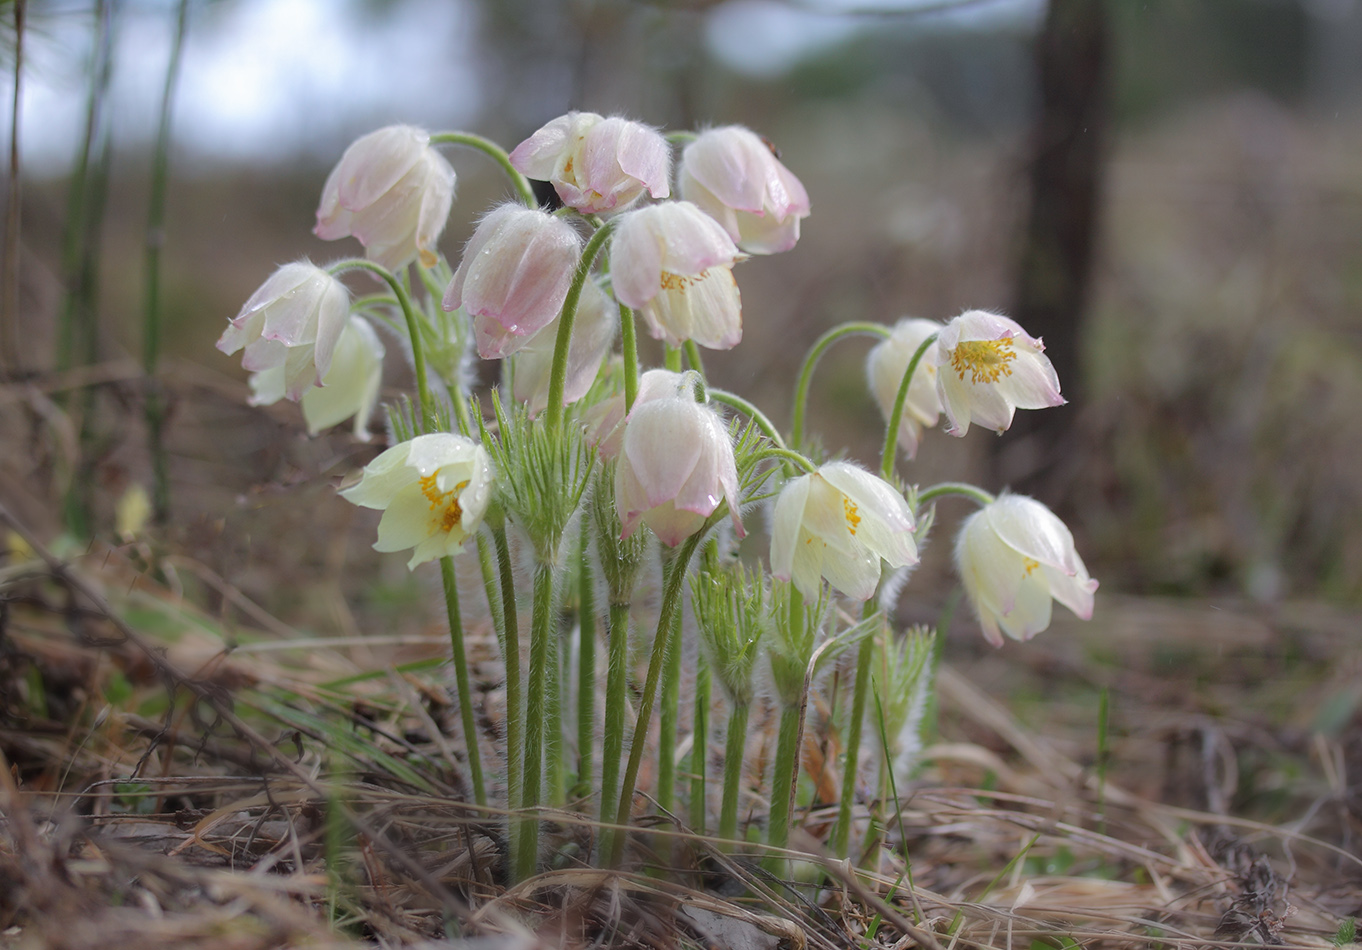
843, 495, 861, 536
1022, 557, 1040, 577
950, 338, 1016, 384
419, 474, 470, 534
659, 269, 706, 291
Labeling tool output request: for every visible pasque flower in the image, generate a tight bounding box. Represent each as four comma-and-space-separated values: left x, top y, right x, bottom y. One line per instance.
616, 374, 744, 546
340, 433, 492, 570
770, 462, 918, 602
314, 125, 456, 270
679, 125, 810, 254
866, 317, 944, 460
955, 493, 1097, 646
511, 277, 616, 417
249, 315, 385, 439
611, 201, 744, 350
217, 261, 350, 401
931, 309, 1063, 437
509, 112, 670, 215
443, 204, 584, 360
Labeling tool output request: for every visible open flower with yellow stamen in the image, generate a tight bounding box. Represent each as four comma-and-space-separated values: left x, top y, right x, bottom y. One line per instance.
955, 493, 1097, 646
770, 461, 918, 602
932, 309, 1063, 437
340, 433, 492, 569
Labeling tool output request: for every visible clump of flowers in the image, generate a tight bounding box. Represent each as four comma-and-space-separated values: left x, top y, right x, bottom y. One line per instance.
217, 112, 1096, 881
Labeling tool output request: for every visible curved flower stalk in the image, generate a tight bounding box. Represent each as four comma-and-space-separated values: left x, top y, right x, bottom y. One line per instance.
315, 125, 456, 270
955, 493, 1098, 646
248, 315, 385, 439
611, 201, 744, 350
442, 203, 584, 359
679, 125, 810, 254
509, 111, 670, 214
866, 317, 944, 460
511, 277, 616, 417
932, 309, 1064, 436
770, 462, 918, 602
616, 374, 744, 546
217, 262, 350, 401
339, 432, 492, 570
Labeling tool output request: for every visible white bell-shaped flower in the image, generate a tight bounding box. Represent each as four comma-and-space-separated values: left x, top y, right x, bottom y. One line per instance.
955, 493, 1098, 646
770, 462, 918, 602
611, 201, 744, 350
249, 315, 385, 439
615, 376, 744, 546
511, 278, 617, 417
931, 309, 1064, 437
679, 125, 810, 254
314, 125, 456, 270
866, 317, 945, 460
217, 261, 350, 401
340, 433, 493, 570
509, 112, 670, 215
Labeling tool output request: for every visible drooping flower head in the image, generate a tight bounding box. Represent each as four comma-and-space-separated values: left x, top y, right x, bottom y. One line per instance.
340, 433, 492, 570
770, 462, 918, 602
679, 125, 810, 254
314, 125, 456, 270
866, 317, 945, 460
248, 315, 385, 439
443, 203, 584, 359
955, 493, 1098, 646
611, 201, 744, 350
931, 310, 1064, 437
511, 277, 617, 417
510, 112, 670, 215
615, 372, 744, 546
217, 261, 350, 401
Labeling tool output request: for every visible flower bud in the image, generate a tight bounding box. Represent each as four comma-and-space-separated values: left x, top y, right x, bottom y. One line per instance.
443, 203, 584, 360
510, 112, 670, 214
770, 462, 918, 602
616, 377, 744, 546
955, 493, 1097, 646
340, 433, 493, 570
249, 315, 385, 439
930, 310, 1064, 437
611, 201, 744, 350
314, 125, 456, 270
679, 126, 810, 254
217, 261, 350, 401
866, 317, 944, 460
511, 277, 617, 417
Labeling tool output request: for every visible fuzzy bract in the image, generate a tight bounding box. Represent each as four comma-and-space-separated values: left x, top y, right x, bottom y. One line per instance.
314, 125, 455, 270
770, 462, 918, 602
679, 126, 810, 254
955, 493, 1098, 646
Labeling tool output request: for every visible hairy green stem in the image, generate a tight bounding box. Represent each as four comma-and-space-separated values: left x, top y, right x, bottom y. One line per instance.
719, 702, 750, 846
430, 131, 536, 208
657, 605, 682, 820
689, 653, 710, 836
916, 482, 995, 508
598, 602, 632, 831
619, 304, 639, 412
609, 530, 705, 866
545, 221, 615, 433
707, 389, 786, 449
834, 634, 874, 857
756, 446, 819, 474
546, 595, 564, 808
575, 529, 597, 798
791, 321, 891, 448
683, 339, 706, 379
492, 525, 521, 824
441, 556, 485, 805
664, 343, 682, 373
763, 703, 804, 874
879, 333, 938, 479
515, 562, 556, 879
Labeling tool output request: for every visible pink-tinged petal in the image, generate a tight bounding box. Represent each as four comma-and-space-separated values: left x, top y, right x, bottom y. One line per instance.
769, 474, 811, 583
622, 401, 704, 509
473, 314, 532, 360
310, 277, 351, 381
955, 510, 1028, 625
996, 347, 1064, 410
642, 502, 707, 547
217, 309, 264, 356
314, 160, 350, 240
1042, 563, 1098, 620
414, 151, 457, 268
610, 211, 666, 309
994, 575, 1053, 642
335, 126, 427, 212
281, 343, 319, 400
679, 126, 810, 254
241, 336, 287, 372
608, 118, 671, 199
985, 494, 1081, 574
640, 266, 743, 350
683, 129, 768, 213
509, 112, 597, 179
735, 211, 802, 255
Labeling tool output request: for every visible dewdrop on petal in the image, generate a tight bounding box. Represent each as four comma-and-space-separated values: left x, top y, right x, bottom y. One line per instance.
679, 125, 810, 254
249, 315, 385, 439
340, 433, 492, 570
866, 317, 944, 460
444, 203, 584, 360
314, 125, 455, 270
611, 201, 744, 350
931, 309, 1064, 437
770, 462, 918, 602
615, 374, 744, 546
509, 112, 670, 215
955, 493, 1098, 646
217, 261, 350, 401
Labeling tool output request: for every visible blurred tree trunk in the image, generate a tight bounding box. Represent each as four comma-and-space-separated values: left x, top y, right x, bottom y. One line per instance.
1001, 0, 1109, 492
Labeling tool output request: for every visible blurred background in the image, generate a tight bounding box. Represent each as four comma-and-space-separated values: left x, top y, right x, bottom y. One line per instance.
4, 0, 1362, 630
